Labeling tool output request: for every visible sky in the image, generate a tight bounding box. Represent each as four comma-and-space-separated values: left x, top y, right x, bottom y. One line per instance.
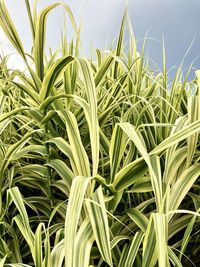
0, 0, 200, 78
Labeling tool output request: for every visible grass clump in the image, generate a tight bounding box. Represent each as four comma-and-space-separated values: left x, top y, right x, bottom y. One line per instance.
0, 1, 200, 266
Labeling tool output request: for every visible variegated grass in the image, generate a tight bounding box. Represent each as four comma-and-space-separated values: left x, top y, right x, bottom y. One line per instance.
0, 1, 200, 266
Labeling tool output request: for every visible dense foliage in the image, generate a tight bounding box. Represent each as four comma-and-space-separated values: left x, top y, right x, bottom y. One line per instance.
0, 1, 199, 266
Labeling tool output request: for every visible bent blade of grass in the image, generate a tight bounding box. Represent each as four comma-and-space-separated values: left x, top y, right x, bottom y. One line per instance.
12, 81, 40, 102
119, 123, 163, 211
71, 94, 99, 176
40, 58, 99, 176
34, 2, 78, 80
0, 107, 30, 123
47, 136, 77, 174
39, 56, 74, 101
0, 130, 40, 179
113, 157, 148, 191
41, 92, 98, 176
58, 110, 90, 177
34, 3, 60, 80
77, 58, 99, 176
39, 93, 77, 111
110, 235, 131, 249
127, 209, 148, 233
7, 187, 34, 254
151, 119, 200, 155
46, 159, 74, 194
168, 163, 200, 213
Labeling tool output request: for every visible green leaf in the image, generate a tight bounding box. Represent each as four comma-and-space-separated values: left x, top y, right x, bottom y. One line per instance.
0, 255, 7, 267
109, 124, 126, 182
120, 231, 143, 267
34, 223, 44, 267
169, 164, 200, 212
8, 187, 34, 254
39, 56, 74, 100
77, 59, 99, 176
0, 107, 30, 123
46, 159, 74, 193
34, 2, 77, 80
58, 110, 91, 176
64, 176, 92, 267
127, 209, 148, 232
74, 218, 94, 267
119, 123, 163, 211
86, 186, 113, 266
113, 158, 147, 191
153, 213, 169, 267
142, 215, 157, 267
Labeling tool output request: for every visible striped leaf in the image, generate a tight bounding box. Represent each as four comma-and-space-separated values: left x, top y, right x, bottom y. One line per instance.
86, 186, 113, 266
64, 176, 92, 267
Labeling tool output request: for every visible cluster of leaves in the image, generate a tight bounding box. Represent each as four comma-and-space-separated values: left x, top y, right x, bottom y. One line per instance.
0, 0, 199, 266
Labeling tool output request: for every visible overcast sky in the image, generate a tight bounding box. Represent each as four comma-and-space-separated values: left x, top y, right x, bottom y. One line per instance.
0, 0, 200, 77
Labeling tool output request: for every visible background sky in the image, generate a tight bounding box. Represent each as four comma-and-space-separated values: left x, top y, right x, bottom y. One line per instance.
0, 0, 200, 78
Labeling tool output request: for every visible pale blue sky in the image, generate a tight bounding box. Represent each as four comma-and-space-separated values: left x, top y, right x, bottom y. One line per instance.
0, 0, 200, 77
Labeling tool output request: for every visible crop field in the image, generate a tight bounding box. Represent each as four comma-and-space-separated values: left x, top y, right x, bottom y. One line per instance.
0, 1, 199, 266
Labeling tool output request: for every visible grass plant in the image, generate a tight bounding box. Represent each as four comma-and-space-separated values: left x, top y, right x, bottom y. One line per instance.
0, 1, 199, 266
